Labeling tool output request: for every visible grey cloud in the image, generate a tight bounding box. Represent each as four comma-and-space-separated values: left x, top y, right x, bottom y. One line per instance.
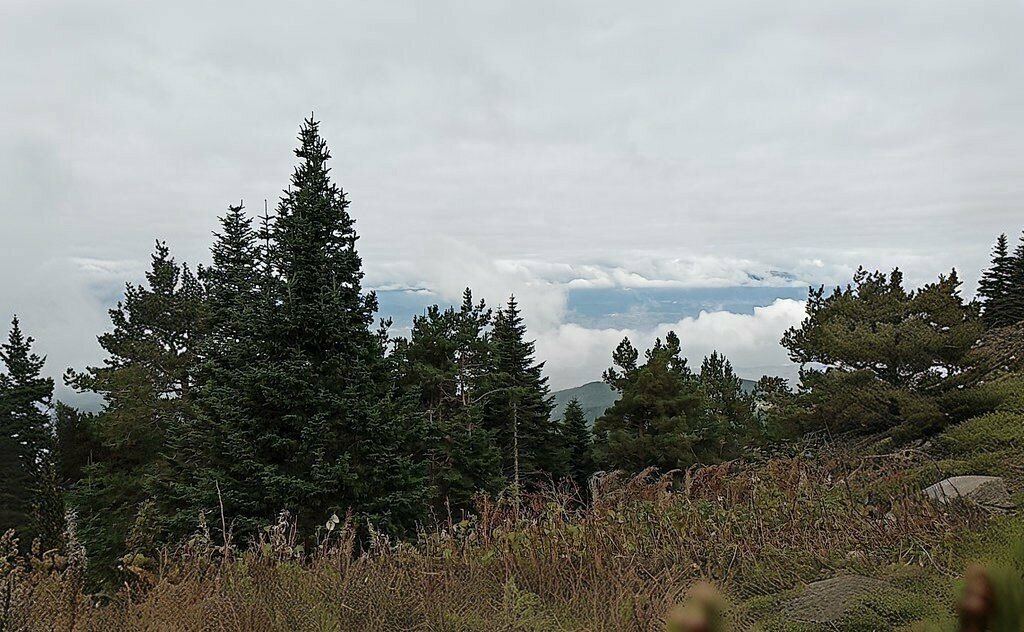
1, 0, 1021, 395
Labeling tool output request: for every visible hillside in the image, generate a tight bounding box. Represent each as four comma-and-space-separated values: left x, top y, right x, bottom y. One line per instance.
552, 378, 758, 424
551, 381, 620, 423
8, 373, 1022, 630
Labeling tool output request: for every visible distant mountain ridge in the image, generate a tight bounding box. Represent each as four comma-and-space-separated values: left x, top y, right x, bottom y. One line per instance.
551, 378, 757, 424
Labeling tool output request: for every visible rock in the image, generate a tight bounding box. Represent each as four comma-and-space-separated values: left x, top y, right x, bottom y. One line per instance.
787, 575, 890, 624
922, 476, 1014, 510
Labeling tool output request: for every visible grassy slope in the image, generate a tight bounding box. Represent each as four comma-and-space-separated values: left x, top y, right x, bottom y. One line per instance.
745, 375, 1024, 631
4, 377, 1022, 631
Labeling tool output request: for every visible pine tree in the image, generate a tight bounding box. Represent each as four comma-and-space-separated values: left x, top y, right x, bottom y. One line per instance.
190, 119, 427, 540
1007, 231, 1024, 325
0, 317, 61, 549
781, 267, 982, 436
160, 204, 263, 537
593, 332, 710, 473
699, 351, 757, 453
978, 234, 1017, 328
749, 375, 799, 440
559, 397, 593, 490
53, 401, 100, 489
782, 268, 982, 389
394, 289, 503, 514
481, 296, 563, 488
65, 241, 206, 577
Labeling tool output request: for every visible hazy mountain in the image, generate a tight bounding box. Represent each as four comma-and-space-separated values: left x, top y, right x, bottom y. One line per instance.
550, 381, 621, 425
551, 377, 757, 424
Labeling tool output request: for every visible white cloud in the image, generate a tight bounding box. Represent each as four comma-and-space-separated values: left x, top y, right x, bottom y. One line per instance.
70, 257, 144, 279
372, 245, 808, 390
371, 237, 571, 331
536, 298, 807, 390
1, 0, 1019, 402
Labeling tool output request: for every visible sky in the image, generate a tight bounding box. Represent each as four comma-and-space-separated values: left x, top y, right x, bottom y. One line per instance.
1, 1, 1022, 403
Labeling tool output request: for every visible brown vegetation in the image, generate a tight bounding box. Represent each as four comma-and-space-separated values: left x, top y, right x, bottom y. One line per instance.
0, 447, 982, 631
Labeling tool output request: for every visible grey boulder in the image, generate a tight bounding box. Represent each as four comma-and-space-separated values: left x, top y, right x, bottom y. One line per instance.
923, 475, 1014, 510
787, 575, 891, 624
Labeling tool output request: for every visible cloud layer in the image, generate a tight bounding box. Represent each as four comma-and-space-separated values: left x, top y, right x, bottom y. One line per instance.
535, 299, 807, 390
1, 0, 1021, 400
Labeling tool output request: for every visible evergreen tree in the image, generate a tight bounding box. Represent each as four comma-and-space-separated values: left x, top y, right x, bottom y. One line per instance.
0, 317, 60, 549
53, 401, 100, 489
394, 289, 503, 514
202, 203, 261, 343
189, 119, 427, 540
592, 333, 711, 473
0, 431, 32, 541
161, 204, 263, 537
699, 351, 758, 452
782, 268, 981, 389
781, 267, 982, 436
1008, 231, 1024, 325
65, 241, 206, 577
750, 376, 800, 440
978, 234, 1016, 328
559, 397, 593, 490
481, 296, 563, 488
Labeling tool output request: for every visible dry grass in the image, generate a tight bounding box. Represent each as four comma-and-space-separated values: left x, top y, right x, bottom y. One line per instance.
0, 445, 984, 632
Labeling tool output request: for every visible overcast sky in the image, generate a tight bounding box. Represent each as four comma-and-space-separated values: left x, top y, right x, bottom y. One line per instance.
2, 1, 1023, 398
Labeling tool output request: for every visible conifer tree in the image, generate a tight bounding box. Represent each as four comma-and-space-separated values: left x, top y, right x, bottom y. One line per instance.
1008, 231, 1024, 325
559, 397, 593, 489
699, 351, 758, 452
593, 332, 710, 473
202, 203, 261, 343
53, 401, 99, 489
0, 317, 60, 548
65, 241, 206, 576
699, 352, 742, 417
751, 375, 800, 440
0, 431, 32, 541
160, 204, 263, 536
782, 268, 981, 389
978, 234, 1017, 328
394, 289, 503, 514
190, 119, 427, 539
481, 296, 563, 488
781, 267, 982, 436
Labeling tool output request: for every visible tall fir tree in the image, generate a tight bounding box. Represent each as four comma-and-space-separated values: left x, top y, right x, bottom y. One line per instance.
1008, 231, 1024, 325
592, 332, 712, 473
188, 119, 427, 540
65, 241, 206, 578
559, 397, 593, 490
202, 203, 261, 342
978, 233, 1017, 328
161, 203, 263, 537
481, 296, 563, 488
0, 317, 60, 549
